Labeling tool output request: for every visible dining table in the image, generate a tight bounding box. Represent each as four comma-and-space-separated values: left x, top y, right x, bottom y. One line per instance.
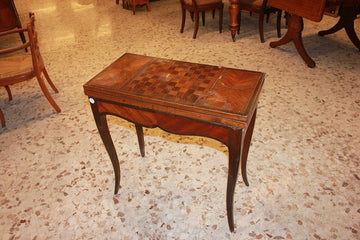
228, 0, 360, 68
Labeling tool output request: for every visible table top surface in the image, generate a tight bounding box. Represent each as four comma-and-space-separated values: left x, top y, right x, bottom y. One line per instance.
267, 0, 327, 21
84, 53, 264, 125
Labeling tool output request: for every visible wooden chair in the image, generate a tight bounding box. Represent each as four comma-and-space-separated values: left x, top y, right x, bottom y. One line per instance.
236, 0, 282, 42
118, 0, 150, 15
0, 13, 61, 127
180, 0, 224, 39
0, 0, 27, 48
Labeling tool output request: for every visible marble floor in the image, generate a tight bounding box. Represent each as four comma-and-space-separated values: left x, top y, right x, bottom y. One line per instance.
0, 0, 359, 239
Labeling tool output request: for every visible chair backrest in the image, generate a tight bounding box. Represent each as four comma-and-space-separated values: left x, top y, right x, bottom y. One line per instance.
0, 0, 22, 31
27, 13, 45, 75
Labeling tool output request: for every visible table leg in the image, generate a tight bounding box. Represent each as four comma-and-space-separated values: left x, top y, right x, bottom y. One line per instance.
229, 0, 240, 41
226, 108, 257, 232
241, 108, 257, 187
270, 14, 316, 68
135, 124, 145, 157
318, 6, 360, 51
226, 128, 243, 232
90, 100, 121, 194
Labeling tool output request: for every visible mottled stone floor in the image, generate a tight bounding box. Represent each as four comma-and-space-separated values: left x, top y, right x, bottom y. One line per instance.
0, 0, 359, 239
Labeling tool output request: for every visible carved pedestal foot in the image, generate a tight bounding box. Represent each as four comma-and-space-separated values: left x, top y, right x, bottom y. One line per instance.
270, 14, 315, 68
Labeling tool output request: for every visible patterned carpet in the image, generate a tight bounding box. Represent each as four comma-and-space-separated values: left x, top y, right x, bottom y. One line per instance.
0, 0, 359, 239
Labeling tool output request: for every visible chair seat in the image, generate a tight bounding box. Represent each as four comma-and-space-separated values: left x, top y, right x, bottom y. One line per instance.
0, 53, 33, 79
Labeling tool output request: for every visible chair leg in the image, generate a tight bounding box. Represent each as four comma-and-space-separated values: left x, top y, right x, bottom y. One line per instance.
146, 0, 150, 11
202, 12, 205, 26
259, 12, 265, 43
213, 9, 215, 19
193, 10, 200, 39
132, 0, 136, 14
237, 10, 241, 34
219, 5, 223, 33
0, 108, 5, 128
42, 68, 59, 93
19, 31, 28, 52
276, 10, 282, 37
5, 86, 12, 101
122, 0, 129, 9
181, 8, 186, 33
36, 72, 61, 113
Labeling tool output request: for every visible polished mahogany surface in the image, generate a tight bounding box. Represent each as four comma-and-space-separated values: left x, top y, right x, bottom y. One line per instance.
266, 0, 359, 67
84, 53, 264, 127
84, 53, 264, 232
267, 0, 327, 22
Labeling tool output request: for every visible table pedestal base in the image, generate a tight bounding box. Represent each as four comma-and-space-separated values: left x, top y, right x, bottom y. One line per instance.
270, 14, 316, 68
318, 5, 360, 51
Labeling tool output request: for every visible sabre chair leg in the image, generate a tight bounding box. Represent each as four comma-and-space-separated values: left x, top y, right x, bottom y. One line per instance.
36, 73, 61, 113
202, 11, 205, 26
276, 10, 282, 38
5, 86, 12, 100
237, 10, 241, 34
193, 10, 200, 38
259, 12, 265, 43
181, 8, 186, 33
42, 68, 59, 93
132, 0, 136, 14
0, 108, 5, 127
219, 5, 223, 33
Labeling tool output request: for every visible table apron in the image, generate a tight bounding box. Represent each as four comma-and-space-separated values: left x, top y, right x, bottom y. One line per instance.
91, 98, 255, 147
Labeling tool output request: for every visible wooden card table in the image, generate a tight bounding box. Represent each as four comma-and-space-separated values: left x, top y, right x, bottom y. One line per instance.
83, 53, 264, 232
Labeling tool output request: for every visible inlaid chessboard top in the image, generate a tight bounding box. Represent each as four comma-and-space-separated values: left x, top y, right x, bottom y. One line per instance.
84, 53, 264, 125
